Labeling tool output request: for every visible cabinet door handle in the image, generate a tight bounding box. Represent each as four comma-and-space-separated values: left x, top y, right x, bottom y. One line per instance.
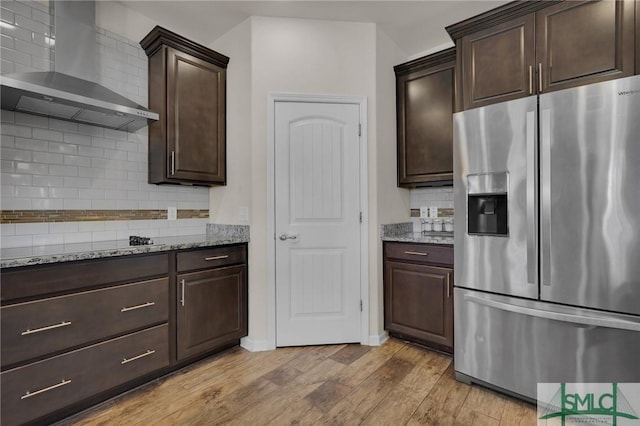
205, 255, 229, 261
21, 321, 71, 336
529, 65, 533, 94
121, 302, 155, 312
538, 63, 543, 93
404, 251, 428, 256
170, 151, 176, 175
121, 349, 155, 365
448, 278, 452, 298
180, 279, 185, 306
21, 379, 71, 400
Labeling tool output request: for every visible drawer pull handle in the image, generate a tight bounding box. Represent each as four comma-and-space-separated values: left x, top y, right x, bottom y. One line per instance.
22, 321, 71, 336
21, 379, 71, 399
121, 302, 155, 312
404, 251, 428, 256
205, 255, 229, 261
122, 349, 156, 365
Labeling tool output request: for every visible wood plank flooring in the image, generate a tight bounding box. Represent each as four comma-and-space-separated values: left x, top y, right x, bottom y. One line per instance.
60, 339, 537, 425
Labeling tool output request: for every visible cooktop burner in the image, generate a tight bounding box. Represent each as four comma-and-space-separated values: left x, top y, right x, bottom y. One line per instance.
129, 235, 154, 246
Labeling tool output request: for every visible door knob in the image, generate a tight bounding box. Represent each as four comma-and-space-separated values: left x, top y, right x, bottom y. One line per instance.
279, 233, 297, 241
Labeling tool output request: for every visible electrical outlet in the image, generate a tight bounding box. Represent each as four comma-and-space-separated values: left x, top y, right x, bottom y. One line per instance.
167, 207, 177, 221
429, 207, 438, 218
420, 207, 429, 218
239, 206, 249, 222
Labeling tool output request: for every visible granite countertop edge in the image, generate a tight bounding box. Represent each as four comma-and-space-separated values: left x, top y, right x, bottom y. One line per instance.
0, 235, 249, 269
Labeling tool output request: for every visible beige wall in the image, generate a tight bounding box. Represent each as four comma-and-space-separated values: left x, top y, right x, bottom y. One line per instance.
210, 16, 409, 346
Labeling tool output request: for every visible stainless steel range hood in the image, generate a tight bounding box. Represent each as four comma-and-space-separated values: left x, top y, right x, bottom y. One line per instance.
0, 1, 158, 132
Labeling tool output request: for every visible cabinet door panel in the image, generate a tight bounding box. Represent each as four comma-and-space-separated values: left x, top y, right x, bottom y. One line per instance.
167, 48, 226, 183
536, 0, 635, 93
384, 260, 453, 351
397, 61, 455, 186
461, 14, 535, 110
177, 265, 247, 360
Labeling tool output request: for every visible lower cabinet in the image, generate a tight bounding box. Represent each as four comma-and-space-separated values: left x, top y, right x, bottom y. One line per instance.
0, 243, 248, 425
383, 242, 454, 353
177, 265, 248, 360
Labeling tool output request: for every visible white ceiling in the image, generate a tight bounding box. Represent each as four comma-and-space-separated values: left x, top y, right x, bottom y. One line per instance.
118, 1, 508, 58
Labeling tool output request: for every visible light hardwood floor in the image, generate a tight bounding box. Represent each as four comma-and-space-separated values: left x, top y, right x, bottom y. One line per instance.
61, 339, 537, 425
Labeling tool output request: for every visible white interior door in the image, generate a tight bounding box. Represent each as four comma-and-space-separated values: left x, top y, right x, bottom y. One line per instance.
275, 101, 361, 347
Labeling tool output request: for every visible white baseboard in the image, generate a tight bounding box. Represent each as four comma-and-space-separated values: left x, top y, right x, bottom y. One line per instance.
240, 337, 274, 352
367, 331, 389, 346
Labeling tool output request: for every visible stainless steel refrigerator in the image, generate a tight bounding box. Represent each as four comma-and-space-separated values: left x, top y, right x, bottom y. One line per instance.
453, 75, 640, 402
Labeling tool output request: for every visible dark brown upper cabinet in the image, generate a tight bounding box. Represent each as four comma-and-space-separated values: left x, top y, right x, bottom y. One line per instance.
449, 0, 637, 111
460, 15, 535, 110
141, 26, 229, 186
395, 48, 456, 187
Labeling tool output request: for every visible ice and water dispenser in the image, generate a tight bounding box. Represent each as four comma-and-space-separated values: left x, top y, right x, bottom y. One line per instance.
467, 172, 509, 236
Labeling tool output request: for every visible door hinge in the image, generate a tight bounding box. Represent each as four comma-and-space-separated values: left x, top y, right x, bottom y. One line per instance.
360, 300, 363, 312
358, 123, 362, 137
359, 212, 362, 223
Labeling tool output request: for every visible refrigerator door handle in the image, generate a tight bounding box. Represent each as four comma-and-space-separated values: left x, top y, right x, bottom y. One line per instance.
541, 108, 552, 287
526, 110, 537, 287
463, 294, 640, 332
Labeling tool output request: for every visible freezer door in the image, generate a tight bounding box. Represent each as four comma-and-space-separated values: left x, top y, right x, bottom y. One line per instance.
540, 75, 640, 315
455, 288, 640, 401
454, 96, 538, 299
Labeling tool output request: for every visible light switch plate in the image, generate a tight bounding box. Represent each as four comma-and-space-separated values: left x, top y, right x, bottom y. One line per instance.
167, 207, 177, 221
429, 207, 438, 218
420, 207, 429, 218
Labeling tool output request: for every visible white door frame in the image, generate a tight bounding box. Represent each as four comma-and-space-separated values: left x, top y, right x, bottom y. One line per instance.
266, 93, 369, 349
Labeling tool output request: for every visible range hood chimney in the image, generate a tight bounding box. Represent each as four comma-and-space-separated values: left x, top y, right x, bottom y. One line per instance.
0, 1, 158, 132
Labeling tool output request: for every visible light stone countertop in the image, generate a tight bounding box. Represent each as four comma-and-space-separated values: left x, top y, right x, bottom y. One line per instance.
380, 222, 453, 245
0, 225, 250, 268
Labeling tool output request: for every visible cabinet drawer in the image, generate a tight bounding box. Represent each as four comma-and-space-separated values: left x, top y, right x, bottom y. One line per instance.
1, 324, 169, 426
384, 242, 453, 265
1, 253, 168, 302
177, 245, 246, 272
1, 278, 168, 368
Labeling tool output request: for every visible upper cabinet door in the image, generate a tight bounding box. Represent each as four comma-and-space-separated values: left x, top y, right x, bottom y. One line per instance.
167, 48, 226, 184
536, 0, 636, 93
395, 48, 456, 187
460, 14, 536, 110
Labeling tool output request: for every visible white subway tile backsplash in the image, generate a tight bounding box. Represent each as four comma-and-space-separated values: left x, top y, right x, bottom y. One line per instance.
32, 151, 63, 164
34, 128, 63, 142
14, 185, 47, 198
1, 224, 16, 236
2, 198, 32, 209
15, 222, 48, 235
32, 175, 62, 187
63, 232, 92, 244
63, 199, 91, 209
31, 198, 63, 209
2, 123, 32, 138
48, 164, 78, 176
49, 187, 78, 199
16, 137, 48, 151
1, 16, 209, 247
49, 119, 78, 133
64, 155, 91, 167
1, 147, 32, 162
2, 172, 32, 185
33, 233, 63, 246
92, 230, 117, 242
1, 235, 33, 248
15, 161, 47, 174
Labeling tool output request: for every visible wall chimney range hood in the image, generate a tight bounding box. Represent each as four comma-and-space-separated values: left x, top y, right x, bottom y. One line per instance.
0, 1, 158, 132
